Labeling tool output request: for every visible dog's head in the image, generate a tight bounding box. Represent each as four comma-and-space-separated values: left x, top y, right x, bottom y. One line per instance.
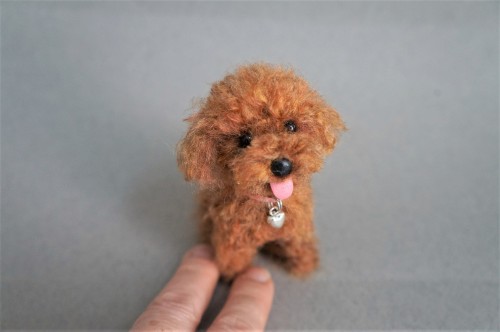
178, 63, 345, 200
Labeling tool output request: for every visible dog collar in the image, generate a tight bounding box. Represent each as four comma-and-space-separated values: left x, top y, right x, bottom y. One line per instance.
249, 195, 279, 203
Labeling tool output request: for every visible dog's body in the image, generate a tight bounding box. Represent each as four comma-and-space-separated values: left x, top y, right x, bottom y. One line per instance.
178, 64, 345, 279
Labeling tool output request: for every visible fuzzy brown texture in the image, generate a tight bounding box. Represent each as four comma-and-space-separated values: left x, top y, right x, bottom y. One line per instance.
177, 63, 345, 279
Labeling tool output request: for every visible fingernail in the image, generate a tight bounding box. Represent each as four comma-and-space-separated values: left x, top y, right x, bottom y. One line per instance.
187, 244, 213, 260
245, 267, 271, 283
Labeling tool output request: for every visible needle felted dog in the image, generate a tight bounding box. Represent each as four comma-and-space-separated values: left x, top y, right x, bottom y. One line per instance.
178, 63, 345, 279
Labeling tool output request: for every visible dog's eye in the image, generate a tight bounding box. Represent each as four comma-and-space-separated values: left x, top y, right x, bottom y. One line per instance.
284, 120, 297, 133
238, 132, 252, 148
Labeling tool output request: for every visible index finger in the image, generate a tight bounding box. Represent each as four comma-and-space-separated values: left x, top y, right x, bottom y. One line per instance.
131, 244, 220, 331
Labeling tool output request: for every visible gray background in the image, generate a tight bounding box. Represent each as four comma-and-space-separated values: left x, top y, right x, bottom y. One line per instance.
1, 1, 498, 330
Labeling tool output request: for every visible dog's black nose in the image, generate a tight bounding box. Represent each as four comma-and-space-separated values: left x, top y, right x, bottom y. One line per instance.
271, 158, 293, 177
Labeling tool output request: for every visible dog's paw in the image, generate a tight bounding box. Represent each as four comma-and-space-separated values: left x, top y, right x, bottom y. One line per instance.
284, 255, 319, 278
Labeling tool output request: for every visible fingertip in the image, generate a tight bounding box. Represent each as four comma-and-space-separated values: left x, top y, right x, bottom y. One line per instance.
241, 266, 272, 283
184, 244, 214, 261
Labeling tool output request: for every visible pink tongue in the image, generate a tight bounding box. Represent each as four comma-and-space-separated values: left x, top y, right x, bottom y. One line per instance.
270, 178, 294, 200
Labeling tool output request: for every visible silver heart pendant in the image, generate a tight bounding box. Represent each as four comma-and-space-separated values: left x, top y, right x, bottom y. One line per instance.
267, 211, 285, 228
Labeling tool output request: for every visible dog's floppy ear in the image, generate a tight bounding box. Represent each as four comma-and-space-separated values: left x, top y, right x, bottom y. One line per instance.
318, 104, 346, 154
177, 112, 219, 187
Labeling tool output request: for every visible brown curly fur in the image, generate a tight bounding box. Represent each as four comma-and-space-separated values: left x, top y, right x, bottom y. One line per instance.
177, 63, 345, 279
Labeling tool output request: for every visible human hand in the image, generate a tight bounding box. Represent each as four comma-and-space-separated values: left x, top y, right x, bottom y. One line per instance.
131, 244, 274, 331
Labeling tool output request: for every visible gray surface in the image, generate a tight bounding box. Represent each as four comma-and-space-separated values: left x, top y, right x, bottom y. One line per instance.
1, 1, 498, 330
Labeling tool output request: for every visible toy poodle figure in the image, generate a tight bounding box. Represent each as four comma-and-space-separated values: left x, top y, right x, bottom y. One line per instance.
178, 63, 345, 279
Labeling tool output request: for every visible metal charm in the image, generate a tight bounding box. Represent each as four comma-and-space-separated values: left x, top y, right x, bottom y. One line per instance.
267, 200, 285, 228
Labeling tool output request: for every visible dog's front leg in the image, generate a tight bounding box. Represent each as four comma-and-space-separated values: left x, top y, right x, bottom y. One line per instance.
282, 236, 319, 277
262, 235, 319, 278
211, 226, 258, 280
